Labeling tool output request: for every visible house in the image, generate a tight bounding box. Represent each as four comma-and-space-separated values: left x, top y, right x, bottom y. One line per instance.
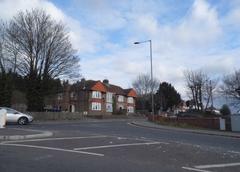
53, 79, 137, 115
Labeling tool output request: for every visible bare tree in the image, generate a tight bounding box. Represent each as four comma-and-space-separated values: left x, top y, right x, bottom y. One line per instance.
6, 9, 80, 111
220, 69, 240, 110
203, 79, 218, 111
184, 70, 208, 111
0, 21, 8, 73
7, 9, 80, 79
132, 73, 159, 113
132, 73, 159, 96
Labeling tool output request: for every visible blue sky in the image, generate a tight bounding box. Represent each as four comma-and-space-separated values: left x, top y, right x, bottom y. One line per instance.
0, 0, 240, 98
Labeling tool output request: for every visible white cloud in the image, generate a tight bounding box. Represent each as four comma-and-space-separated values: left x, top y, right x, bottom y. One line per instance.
1, 0, 239, 99
83, 0, 239, 99
172, 0, 222, 47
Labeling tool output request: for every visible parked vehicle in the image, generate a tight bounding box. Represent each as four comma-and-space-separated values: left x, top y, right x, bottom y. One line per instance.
0, 107, 33, 125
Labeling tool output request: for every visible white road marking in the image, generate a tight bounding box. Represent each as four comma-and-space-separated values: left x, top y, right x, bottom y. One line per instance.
195, 162, 240, 169
2, 135, 108, 144
228, 150, 240, 154
2, 143, 104, 157
74, 142, 167, 150
182, 167, 212, 172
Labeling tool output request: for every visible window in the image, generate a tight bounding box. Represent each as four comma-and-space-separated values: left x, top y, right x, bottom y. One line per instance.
91, 102, 101, 111
5, 108, 17, 114
70, 92, 76, 99
106, 92, 113, 103
106, 103, 113, 112
57, 93, 63, 100
127, 106, 134, 113
92, 91, 102, 99
118, 95, 124, 102
127, 97, 134, 103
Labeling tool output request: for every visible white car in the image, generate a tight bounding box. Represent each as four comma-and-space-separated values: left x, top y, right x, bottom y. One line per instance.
0, 107, 33, 125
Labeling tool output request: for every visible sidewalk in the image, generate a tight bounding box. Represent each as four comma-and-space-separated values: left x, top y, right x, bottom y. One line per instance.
0, 127, 53, 141
131, 120, 240, 138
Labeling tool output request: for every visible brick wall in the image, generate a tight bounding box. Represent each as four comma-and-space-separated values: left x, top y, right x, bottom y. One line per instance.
149, 116, 220, 130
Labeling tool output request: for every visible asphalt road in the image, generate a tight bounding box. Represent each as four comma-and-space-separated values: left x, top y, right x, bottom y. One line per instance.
1, 119, 240, 172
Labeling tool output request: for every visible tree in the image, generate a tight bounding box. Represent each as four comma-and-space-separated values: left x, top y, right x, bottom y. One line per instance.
203, 79, 218, 111
184, 70, 208, 111
220, 104, 231, 116
6, 9, 80, 111
220, 69, 240, 110
132, 73, 159, 96
0, 21, 13, 107
155, 82, 181, 111
132, 73, 159, 112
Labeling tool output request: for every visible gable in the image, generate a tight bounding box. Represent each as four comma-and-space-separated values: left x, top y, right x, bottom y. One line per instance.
91, 81, 107, 92
127, 89, 137, 97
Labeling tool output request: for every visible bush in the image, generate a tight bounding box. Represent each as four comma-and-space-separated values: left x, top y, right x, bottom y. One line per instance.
220, 104, 231, 116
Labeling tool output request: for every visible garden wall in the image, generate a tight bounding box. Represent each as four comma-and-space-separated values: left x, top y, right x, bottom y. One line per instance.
148, 116, 220, 130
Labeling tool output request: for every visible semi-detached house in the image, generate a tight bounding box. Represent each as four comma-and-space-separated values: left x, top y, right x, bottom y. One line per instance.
55, 79, 137, 115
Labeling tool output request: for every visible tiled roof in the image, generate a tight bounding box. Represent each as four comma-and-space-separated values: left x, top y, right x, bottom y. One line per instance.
71, 80, 99, 91
107, 84, 125, 95
124, 89, 137, 97
71, 79, 137, 97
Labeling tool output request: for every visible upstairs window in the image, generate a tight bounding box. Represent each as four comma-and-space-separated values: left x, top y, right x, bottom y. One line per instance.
106, 92, 113, 103
92, 91, 102, 99
127, 97, 134, 103
118, 95, 124, 102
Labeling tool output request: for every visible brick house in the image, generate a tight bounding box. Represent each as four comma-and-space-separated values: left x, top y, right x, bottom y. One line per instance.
53, 79, 137, 115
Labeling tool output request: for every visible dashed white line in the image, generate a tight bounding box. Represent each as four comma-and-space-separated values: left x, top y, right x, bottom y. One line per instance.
2, 143, 104, 157
182, 167, 211, 172
228, 150, 240, 154
2, 135, 108, 144
74, 141, 168, 150
195, 162, 240, 169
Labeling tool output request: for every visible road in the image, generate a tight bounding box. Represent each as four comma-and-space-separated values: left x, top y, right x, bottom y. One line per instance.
1, 119, 240, 172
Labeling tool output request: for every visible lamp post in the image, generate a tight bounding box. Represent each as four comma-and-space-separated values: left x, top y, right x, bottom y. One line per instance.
134, 40, 154, 118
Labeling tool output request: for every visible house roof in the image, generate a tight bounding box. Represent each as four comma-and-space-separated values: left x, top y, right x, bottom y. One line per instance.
71, 79, 137, 97
124, 89, 137, 98
106, 84, 126, 95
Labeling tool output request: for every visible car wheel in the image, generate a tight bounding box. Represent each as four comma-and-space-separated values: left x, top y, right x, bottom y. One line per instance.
18, 117, 28, 125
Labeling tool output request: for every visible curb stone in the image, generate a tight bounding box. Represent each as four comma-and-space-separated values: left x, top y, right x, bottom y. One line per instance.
0, 128, 53, 141
130, 121, 240, 139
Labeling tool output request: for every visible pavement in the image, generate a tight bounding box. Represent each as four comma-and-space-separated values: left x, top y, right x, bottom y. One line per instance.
131, 119, 240, 138
0, 127, 53, 141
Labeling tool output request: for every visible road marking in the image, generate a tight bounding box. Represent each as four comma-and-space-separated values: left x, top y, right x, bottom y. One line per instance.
2, 143, 104, 157
228, 150, 240, 154
74, 142, 166, 150
2, 135, 108, 144
195, 162, 240, 169
182, 167, 211, 172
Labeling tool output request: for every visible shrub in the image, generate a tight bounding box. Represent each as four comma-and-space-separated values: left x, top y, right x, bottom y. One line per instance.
220, 104, 231, 116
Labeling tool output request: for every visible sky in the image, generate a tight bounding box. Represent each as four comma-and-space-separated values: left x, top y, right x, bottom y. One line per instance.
0, 0, 240, 99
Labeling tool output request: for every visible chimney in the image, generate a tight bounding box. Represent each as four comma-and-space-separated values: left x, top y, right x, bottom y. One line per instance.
81, 78, 86, 89
103, 79, 109, 86
81, 78, 85, 83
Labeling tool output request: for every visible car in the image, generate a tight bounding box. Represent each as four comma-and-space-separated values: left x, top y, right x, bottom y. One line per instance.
0, 107, 33, 125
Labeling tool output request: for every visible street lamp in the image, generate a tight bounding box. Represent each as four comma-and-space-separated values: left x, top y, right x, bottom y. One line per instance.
134, 40, 154, 117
